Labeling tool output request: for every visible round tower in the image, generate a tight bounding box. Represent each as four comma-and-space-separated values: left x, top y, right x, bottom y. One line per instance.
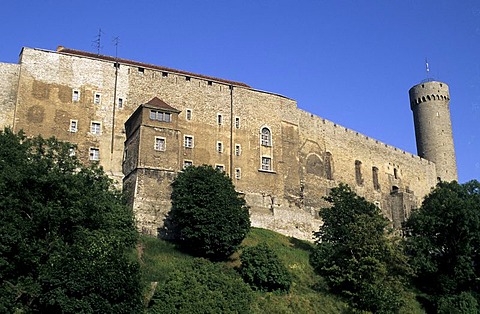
409, 81, 458, 182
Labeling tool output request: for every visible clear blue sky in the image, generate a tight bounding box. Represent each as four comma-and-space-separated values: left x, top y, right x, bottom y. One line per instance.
1, 0, 478, 183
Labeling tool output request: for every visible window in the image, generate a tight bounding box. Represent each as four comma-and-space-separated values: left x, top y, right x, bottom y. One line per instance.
150, 110, 172, 122
94, 93, 101, 105
261, 156, 272, 171
184, 135, 194, 148
89, 148, 100, 161
235, 168, 241, 180
372, 167, 380, 191
235, 117, 240, 129
69, 120, 78, 133
217, 141, 223, 153
138, 67, 144, 73
261, 127, 271, 146
185, 76, 191, 81
69, 147, 76, 157
183, 160, 193, 168
235, 144, 241, 156
215, 164, 225, 172
394, 168, 398, 179
162, 72, 168, 77
118, 98, 123, 109
217, 114, 223, 125
355, 160, 363, 185
154, 137, 166, 151
72, 90, 80, 102
90, 121, 101, 134
325, 152, 333, 180
186, 109, 192, 121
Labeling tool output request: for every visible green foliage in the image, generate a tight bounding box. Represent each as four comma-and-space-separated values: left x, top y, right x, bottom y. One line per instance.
437, 292, 479, 314
0, 129, 142, 313
147, 258, 253, 314
311, 184, 410, 313
169, 165, 250, 260
239, 242, 292, 292
404, 180, 480, 311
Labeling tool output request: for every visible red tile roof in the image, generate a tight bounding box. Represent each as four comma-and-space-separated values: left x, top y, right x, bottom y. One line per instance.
145, 97, 180, 112
56, 46, 251, 88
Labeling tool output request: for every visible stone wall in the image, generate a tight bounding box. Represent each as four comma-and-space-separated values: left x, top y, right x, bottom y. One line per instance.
4, 46, 444, 240
0, 62, 19, 129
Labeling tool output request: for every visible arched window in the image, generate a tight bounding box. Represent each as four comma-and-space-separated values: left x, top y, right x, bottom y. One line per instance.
261, 127, 271, 146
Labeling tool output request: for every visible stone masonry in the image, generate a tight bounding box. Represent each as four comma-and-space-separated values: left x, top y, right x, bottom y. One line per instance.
0, 46, 457, 241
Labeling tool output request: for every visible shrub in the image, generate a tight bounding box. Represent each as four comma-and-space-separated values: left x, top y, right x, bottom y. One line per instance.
239, 243, 292, 292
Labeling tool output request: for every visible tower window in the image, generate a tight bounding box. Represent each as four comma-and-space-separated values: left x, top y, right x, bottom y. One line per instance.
89, 148, 100, 161
94, 93, 101, 105
186, 109, 192, 121
138, 67, 144, 73
162, 72, 168, 77
184, 135, 194, 148
325, 152, 333, 180
154, 137, 166, 151
215, 164, 225, 172
72, 90, 80, 102
372, 166, 380, 191
235, 144, 241, 156
150, 110, 172, 122
217, 114, 223, 125
235, 168, 241, 180
118, 98, 123, 109
261, 127, 272, 146
217, 141, 223, 153
90, 121, 101, 134
235, 117, 240, 129
183, 160, 193, 168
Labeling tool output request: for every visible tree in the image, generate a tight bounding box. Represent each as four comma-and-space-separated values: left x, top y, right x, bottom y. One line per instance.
147, 258, 253, 314
239, 242, 292, 292
168, 165, 250, 260
404, 180, 480, 312
311, 184, 410, 313
0, 129, 142, 313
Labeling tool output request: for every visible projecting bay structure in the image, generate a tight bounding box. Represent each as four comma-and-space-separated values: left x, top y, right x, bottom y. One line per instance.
0, 46, 458, 240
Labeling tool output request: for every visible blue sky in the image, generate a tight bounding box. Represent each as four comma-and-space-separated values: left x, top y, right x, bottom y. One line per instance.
1, 0, 478, 183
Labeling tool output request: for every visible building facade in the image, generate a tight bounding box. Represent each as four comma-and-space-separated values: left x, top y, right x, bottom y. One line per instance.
0, 46, 457, 240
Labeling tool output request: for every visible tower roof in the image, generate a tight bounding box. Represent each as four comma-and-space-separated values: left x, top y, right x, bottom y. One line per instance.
144, 97, 180, 113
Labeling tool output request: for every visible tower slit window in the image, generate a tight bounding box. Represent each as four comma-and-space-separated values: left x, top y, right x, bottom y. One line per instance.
355, 160, 363, 185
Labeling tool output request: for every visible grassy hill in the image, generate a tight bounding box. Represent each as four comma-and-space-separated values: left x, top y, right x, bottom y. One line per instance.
138, 227, 348, 313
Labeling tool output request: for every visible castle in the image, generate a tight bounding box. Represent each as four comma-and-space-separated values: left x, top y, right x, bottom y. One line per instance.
0, 46, 457, 240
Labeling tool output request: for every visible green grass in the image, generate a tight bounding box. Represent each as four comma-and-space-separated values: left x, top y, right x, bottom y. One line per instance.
138, 228, 424, 313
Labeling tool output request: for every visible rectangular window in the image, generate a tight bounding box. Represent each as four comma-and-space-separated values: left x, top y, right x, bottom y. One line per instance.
183, 160, 193, 168
89, 148, 100, 161
235, 144, 241, 156
215, 164, 225, 172
184, 135, 194, 148
138, 67, 145, 73
235, 168, 241, 180
372, 166, 380, 191
235, 117, 240, 129
150, 110, 172, 122
69, 120, 78, 133
261, 157, 272, 171
69, 147, 76, 157
72, 90, 80, 102
94, 93, 101, 105
90, 121, 101, 134
162, 72, 168, 77
118, 98, 123, 109
154, 137, 166, 151
217, 141, 223, 153
217, 114, 223, 125
186, 109, 192, 121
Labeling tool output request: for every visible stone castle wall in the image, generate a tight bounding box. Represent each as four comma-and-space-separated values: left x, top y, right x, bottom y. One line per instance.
1, 46, 442, 240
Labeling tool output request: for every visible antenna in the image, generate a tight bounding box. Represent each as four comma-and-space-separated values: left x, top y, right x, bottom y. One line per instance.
421, 58, 434, 83
425, 58, 430, 77
112, 36, 120, 58
92, 28, 104, 55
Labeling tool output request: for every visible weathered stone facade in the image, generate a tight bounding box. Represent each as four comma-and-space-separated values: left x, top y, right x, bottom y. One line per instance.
0, 46, 457, 241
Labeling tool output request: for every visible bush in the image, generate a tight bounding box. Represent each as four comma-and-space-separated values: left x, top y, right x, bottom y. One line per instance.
437, 292, 479, 314
147, 258, 253, 313
168, 165, 250, 260
239, 243, 292, 292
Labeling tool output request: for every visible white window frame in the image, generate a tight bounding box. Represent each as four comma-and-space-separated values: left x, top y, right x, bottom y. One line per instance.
217, 141, 223, 153
118, 98, 123, 109
72, 90, 80, 102
90, 121, 101, 135
89, 148, 100, 161
184, 135, 194, 148
261, 156, 272, 171
183, 160, 193, 169
217, 114, 223, 125
69, 119, 78, 133
215, 164, 225, 172
94, 92, 101, 105
235, 116, 240, 129
186, 109, 192, 121
150, 110, 172, 122
154, 137, 166, 151
260, 127, 272, 146
235, 144, 241, 156
235, 168, 241, 180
